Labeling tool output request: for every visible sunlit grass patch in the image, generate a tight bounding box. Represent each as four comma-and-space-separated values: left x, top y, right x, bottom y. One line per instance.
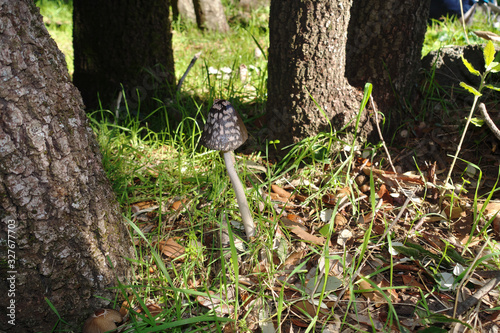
423, 11, 500, 56
36, 0, 74, 75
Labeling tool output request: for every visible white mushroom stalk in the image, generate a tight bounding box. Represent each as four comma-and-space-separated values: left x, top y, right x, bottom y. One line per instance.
223, 151, 255, 238
200, 99, 256, 239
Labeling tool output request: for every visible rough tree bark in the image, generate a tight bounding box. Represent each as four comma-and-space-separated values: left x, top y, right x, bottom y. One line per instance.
346, 0, 430, 112
193, 0, 230, 32
73, 0, 176, 110
267, 0, 364, 148
266, 0, 430, 148
0, 1, 134, 331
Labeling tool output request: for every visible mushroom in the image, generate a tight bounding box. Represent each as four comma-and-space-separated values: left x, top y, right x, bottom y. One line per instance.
82, 308, 122, 333
200, 99, 255, 239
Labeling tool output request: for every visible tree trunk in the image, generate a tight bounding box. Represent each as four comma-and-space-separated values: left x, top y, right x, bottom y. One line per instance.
193, 0, 230, 32
73, 0, 176, 110
346, 0, 430, 112
172, 0, 197, 23
267, 0, 366, 148
0, 1, 134, 331
266, 0, 430, 148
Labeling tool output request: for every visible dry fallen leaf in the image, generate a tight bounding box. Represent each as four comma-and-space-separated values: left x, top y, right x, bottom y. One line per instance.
474, 30, 500, 42
286, 214, 305, 224
131, 200, 156, 210
443, 206, 465, 220
157, 238, 185, 259
171, 199, 187, 211
197, 290, 235, 315
280, 250, 307, 271
334, 214, 348, 228
336, 187, 351, 200
402, 274, 425, 289
281, 217, 329, 246
357, 276, 397, 307
362, 166, 424, 186
271, 184, 293, 199
269, 192, 289, 203
478, 201, 500, 217
144, 303, 163, 318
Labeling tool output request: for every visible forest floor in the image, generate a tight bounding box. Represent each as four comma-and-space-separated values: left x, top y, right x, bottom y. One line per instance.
37, 1, 500, 332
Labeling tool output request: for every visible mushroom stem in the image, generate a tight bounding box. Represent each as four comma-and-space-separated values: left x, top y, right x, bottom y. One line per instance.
223, 151, 255, 239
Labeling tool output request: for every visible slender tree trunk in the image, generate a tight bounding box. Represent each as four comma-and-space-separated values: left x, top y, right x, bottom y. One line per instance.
193, 0, 230, 32
0, 1, 133, 331
171, 0, 196, 22
73, 0, 176, 110
266, 0, 430, 148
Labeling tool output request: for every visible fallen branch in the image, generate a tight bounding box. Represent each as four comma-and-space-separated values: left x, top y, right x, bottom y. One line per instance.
176, 52, 202, 93
451, 241, 489, 318
478, 102, 500, 141
449, 270, 500, 317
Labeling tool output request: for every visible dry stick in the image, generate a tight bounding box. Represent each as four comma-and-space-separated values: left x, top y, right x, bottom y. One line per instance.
451, 241, 489, 318
451, 272, 500, 317
370, 97, 397, 173
459, 0, 472, 42
478, 102, 500, 141
176, 52, 202, 93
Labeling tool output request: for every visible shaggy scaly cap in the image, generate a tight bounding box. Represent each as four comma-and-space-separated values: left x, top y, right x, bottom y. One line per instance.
200, 99, 248, 152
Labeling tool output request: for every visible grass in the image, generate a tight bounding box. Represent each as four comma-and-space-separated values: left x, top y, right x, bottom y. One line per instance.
36, 0, 74, 75
36, 1, 500, 332
423, 10, 500, 56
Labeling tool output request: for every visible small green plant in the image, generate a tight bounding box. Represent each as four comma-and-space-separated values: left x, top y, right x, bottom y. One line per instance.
442, 40, 500, 190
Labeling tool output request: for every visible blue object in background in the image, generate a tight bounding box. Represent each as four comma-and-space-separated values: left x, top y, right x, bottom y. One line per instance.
429, 0, 476, 19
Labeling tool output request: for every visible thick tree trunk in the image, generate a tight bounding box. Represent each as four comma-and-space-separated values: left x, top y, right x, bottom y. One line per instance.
267, 0, 367, 148
0, 1, 134, 331
193, 0, 230, 32
73, 0, 176, 110
266, 0, 430, 148
346, 0, 430, 112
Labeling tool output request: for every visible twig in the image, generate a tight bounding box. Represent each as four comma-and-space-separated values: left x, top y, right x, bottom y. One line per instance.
451, 241, 489, 318
370, 96, 397, 173
459, 0, 471, 42
376, 195, 411, 244
450, 270, 500, 317
478, 102, 500, 141
176, 52, 202, 93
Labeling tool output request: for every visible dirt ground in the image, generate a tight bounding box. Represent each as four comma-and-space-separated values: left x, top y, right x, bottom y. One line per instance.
392, 45, 500, 199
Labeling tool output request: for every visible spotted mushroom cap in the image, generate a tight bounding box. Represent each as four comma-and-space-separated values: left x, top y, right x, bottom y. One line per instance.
200, 99, 248, 152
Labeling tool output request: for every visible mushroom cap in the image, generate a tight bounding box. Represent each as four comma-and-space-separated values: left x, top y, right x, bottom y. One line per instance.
200, 99, 248, 152
82, 308, 123, 333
